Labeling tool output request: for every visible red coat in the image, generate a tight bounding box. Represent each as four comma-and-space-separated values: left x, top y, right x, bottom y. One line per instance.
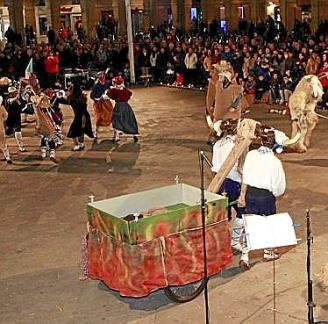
44, 55, 60, 74
107, 87, 132, 102
318, 66, 328, 89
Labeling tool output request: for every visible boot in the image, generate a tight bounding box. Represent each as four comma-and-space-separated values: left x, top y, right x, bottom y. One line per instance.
231, 217, 244, 253
78, 136, 85, 150
72, 138, 81, 151
15, 132, 26, 152
40, 146, 47, 159
2, 146, 12, 164
49, 150, 58, 164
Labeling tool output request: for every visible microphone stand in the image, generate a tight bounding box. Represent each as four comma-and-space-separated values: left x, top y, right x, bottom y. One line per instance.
306, 209, 315, 324
198, 150, 212, 324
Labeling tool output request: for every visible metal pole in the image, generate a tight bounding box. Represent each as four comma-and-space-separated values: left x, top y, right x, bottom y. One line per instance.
273, 257, 276, 324
306, 209, 315, 324
199, 151, 210, 324
125, 0, 136, 84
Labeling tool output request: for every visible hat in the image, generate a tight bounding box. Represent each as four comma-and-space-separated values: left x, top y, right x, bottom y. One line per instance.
8, 86, 18, 94
113, 76, 125, 89
220, 119, 238, 135
255, 124, 275, 148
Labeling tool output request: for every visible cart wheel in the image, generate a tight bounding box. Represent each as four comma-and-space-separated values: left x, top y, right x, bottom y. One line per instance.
164, 279, 206, 303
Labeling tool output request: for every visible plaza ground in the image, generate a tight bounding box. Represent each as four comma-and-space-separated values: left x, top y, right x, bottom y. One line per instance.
0, 87, 327, 323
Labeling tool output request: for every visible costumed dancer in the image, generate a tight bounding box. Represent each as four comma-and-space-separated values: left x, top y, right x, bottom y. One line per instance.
5, 85, 27, 152
90, 71, 113, 143
238, 126, 286, 270
107, 76, 139, 143
46, 88, 65, 146
67, 83, 94, 151
211, 119, 245, 226
35, 93, 59, 163
214, 62, 243, 122
21, 85, 36, 124
0, 96, 12, 163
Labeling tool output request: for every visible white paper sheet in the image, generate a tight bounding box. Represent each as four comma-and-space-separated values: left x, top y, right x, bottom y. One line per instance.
243, 213, 297, 250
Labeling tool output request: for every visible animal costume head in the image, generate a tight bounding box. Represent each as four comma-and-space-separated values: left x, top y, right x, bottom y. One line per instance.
302, 75, 324, 100
214, 60, 234, 88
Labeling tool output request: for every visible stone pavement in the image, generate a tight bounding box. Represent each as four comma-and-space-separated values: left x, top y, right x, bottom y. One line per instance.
128, 234, 328, 324
1, 86, 328, 323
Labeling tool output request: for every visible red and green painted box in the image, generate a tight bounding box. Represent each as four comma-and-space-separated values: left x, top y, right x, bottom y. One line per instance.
87, 183, 232, 297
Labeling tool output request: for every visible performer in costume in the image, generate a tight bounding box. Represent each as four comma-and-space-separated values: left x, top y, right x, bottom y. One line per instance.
67, 83, 94, 151
214, 68, 243, 121
21, 85, 36, 124
238, 126, 286, 270
45, 88, 64, 146
0, 96, 12, 163
211, 119, 245, 223
206, 61, 247, 146
35, 93, 60, 163
5, 86, 27, 152
107, 76, 139, 143
90, 71, 113, 142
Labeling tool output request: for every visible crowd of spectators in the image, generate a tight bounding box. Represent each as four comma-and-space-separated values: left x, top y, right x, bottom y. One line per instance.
1, 17, 328, 107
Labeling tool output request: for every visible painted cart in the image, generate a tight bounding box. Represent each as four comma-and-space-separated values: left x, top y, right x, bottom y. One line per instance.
87, 183, 233, 302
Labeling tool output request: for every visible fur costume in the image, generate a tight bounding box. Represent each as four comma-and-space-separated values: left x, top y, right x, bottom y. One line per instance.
288, 75, 324, 152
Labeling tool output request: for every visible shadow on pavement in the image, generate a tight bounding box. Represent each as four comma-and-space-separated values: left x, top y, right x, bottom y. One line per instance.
97, 281, 173, 311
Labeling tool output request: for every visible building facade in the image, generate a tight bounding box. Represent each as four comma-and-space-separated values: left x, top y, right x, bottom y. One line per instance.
0, 0, 327, 42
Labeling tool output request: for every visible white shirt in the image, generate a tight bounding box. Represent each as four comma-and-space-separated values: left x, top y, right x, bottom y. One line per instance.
184, 52, 198, 69
211, 135, 241, 183
242, 146, 286, 197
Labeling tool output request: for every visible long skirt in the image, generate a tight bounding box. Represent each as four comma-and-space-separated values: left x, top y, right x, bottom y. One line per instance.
93, 99, 113, 127
112, 102, 138, 135
67, 112, 94, 139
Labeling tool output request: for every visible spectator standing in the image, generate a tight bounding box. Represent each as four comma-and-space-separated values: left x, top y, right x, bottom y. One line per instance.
150, 46, 159, 82
203, 49, 213, 78
47, 27, 56, 46
306, 51, 320, 75
44, 51, 60, 88
157, 47, 168, 82
138, 46, 151, 79
184, 47, 198, 86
